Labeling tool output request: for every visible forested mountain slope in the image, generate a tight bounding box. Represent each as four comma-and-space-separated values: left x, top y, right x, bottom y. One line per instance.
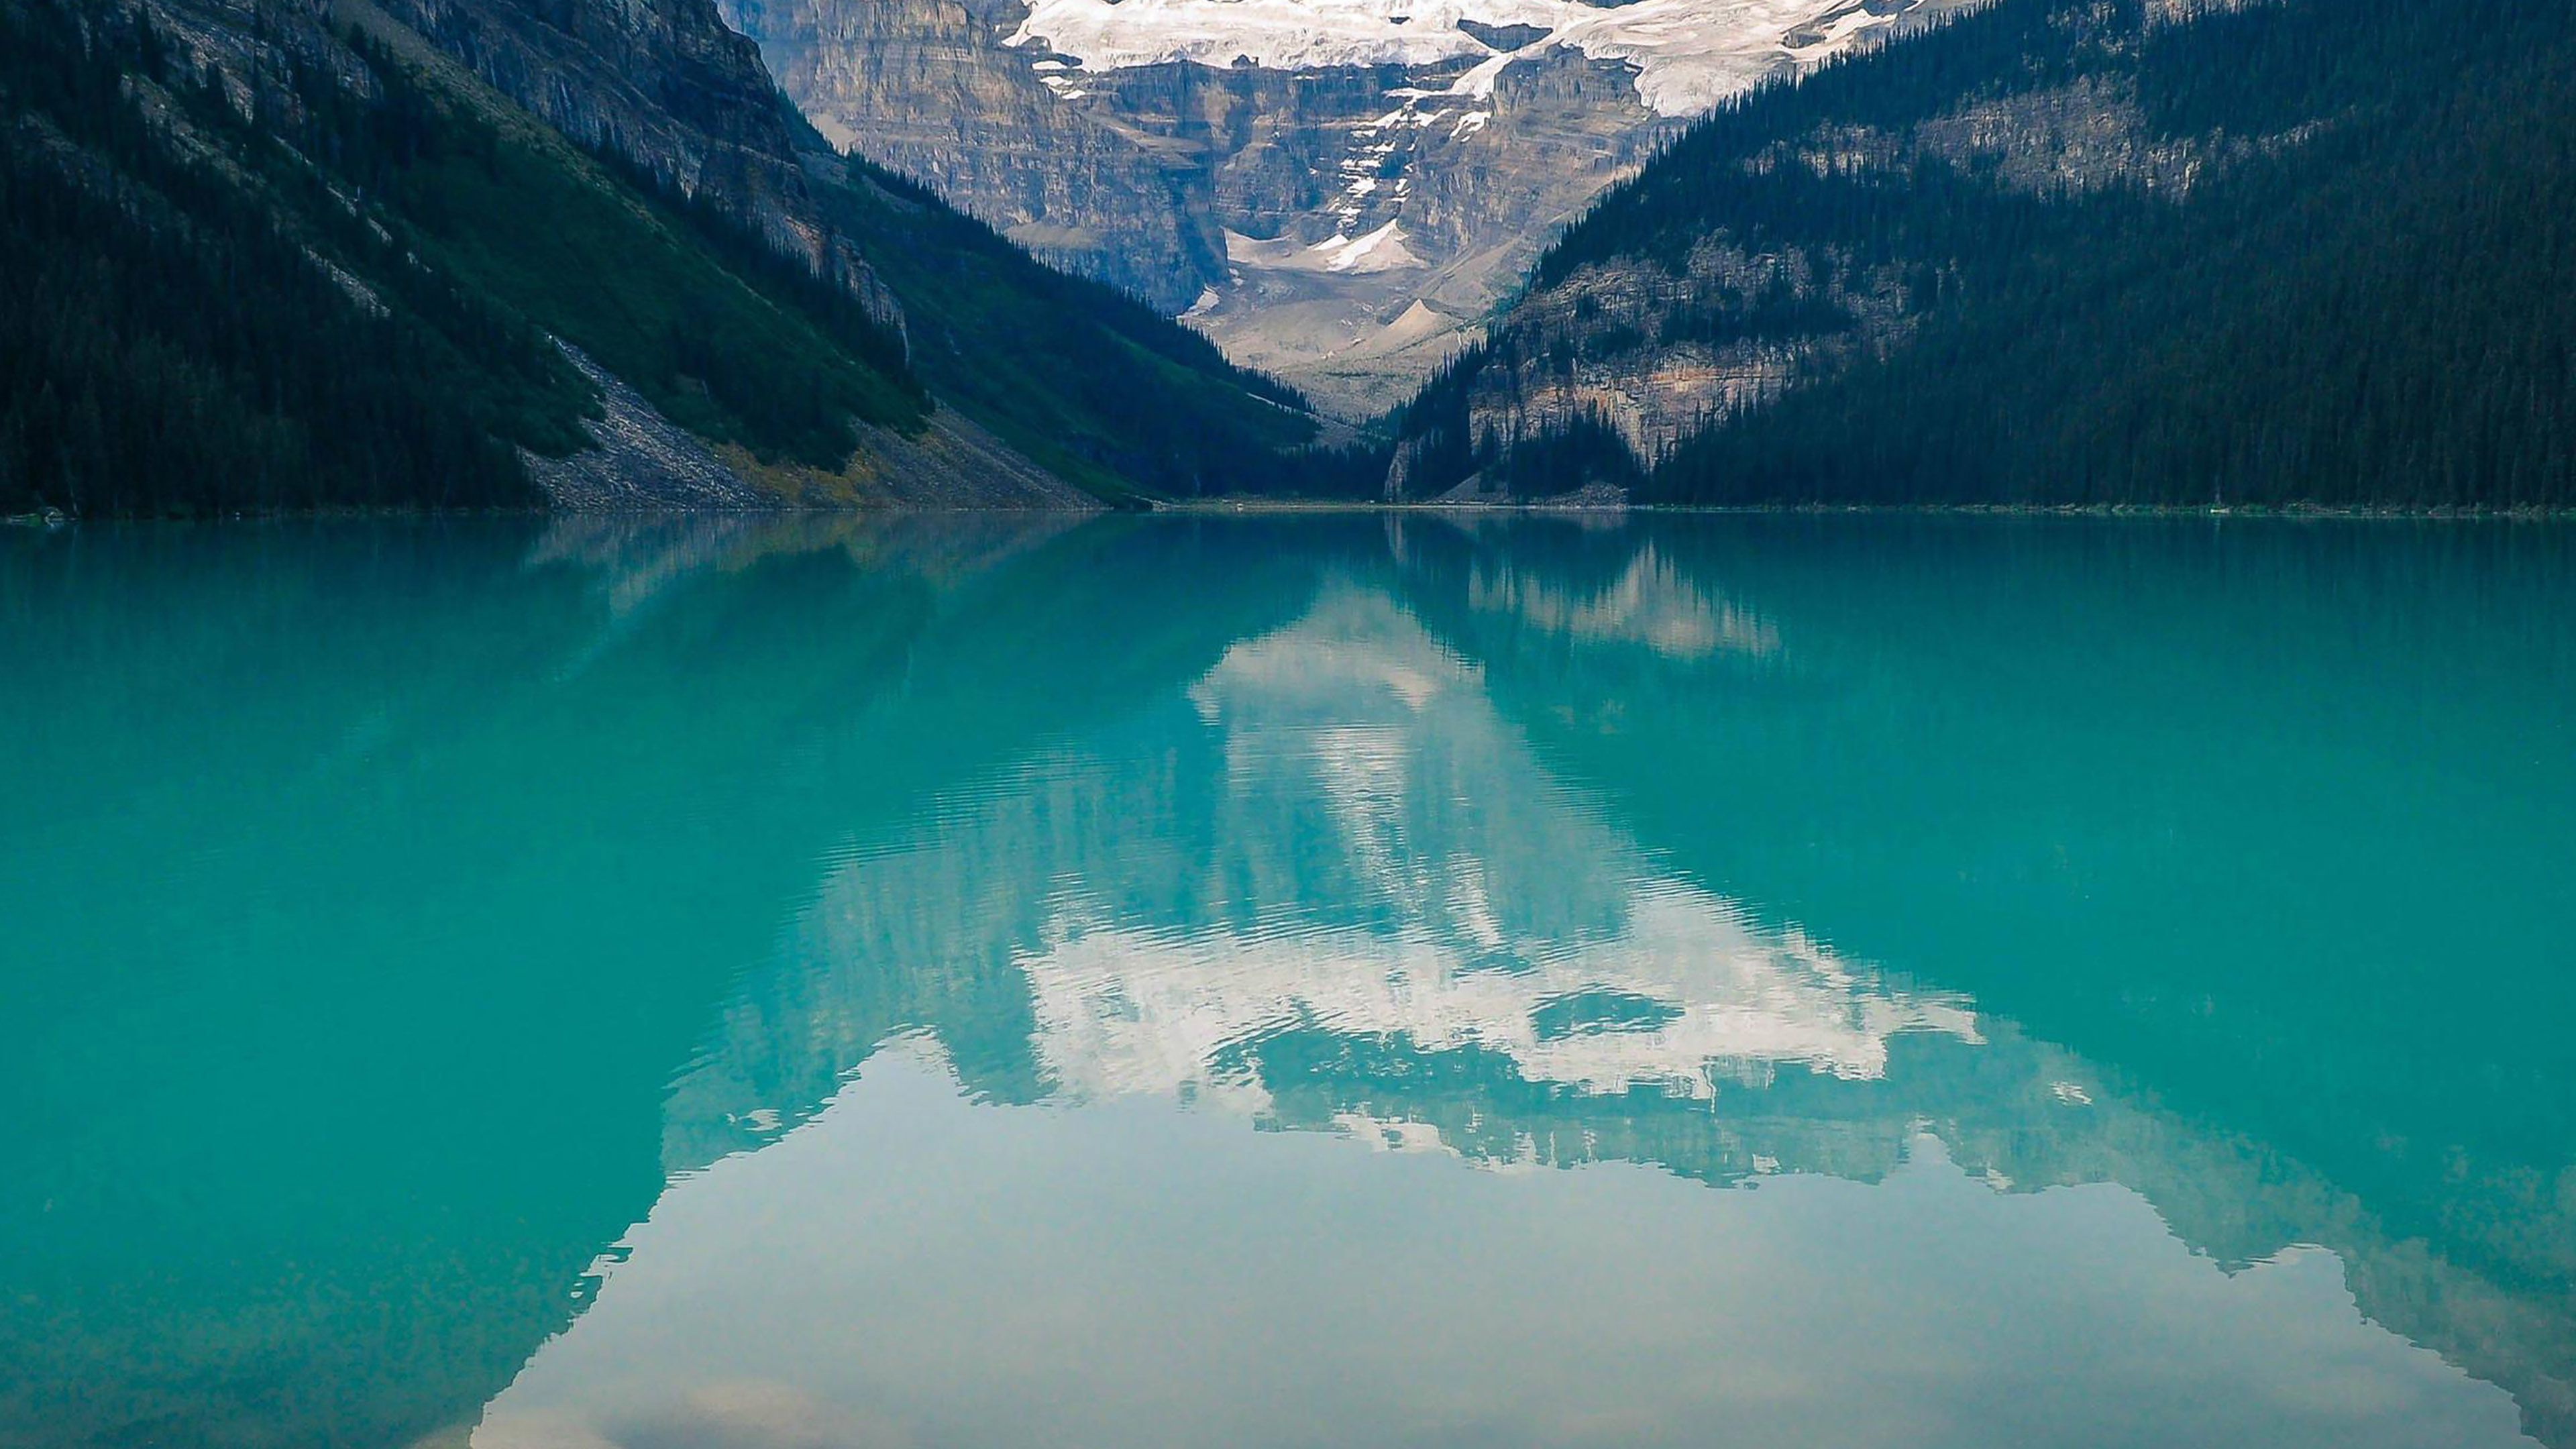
1389, 0, 2576, 508
0, 0, 1331, 517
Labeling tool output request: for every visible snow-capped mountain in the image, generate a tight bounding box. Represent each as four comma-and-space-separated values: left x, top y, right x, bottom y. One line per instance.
1007, 0, 1931, 116
720, 0, 1966, 413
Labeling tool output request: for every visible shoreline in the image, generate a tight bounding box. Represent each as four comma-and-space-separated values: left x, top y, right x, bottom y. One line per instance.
1153, 498, 2576, 521
14, 500, 2576, 525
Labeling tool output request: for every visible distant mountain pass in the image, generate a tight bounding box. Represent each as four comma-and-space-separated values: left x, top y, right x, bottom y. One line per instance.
722, 0, 1968, 414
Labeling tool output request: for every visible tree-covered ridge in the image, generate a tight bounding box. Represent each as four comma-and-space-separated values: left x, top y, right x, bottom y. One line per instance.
0, 0, 943, 515
0, 1, 564, 515
0, 0, 1344, 517
1390, 0, 2576, 508
818, 156, 1377, 500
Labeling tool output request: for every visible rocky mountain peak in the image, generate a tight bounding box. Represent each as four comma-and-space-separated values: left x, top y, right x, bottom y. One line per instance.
722, 0, 1969, 413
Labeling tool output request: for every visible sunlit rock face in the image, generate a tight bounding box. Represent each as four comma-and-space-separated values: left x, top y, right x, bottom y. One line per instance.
719, 0, 1969, 413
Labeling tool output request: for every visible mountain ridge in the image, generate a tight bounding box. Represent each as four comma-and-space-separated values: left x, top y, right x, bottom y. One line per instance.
1383, 0, 2576, 508
726, 0, 1973, 414
0, 0, 1336, 517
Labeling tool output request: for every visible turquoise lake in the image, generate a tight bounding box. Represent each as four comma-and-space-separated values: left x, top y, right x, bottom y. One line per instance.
4, 513, 2573, 1448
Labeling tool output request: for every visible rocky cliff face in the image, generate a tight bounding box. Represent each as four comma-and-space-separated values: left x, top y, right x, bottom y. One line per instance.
368, 0, 904, 325
725, 0, 1228, 311
135, 0, 904, 332
724, 0, 1968, 413
1185, 46, 1675, 409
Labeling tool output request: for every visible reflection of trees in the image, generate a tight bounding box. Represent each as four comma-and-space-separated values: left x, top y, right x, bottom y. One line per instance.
1385, 515, 2576, 1445
666, 516, 2576, 1445
9, 514, 2570, 1447
0, 515, 1324, 1449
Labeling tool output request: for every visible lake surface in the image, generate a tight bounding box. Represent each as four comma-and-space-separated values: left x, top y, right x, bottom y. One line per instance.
5, 513, 2574, 1449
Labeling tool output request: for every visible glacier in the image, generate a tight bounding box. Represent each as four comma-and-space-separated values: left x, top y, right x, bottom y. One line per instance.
1007, 0, 1932, 117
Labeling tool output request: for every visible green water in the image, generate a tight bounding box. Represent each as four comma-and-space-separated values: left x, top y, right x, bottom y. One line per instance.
5, 514, 2573, 1449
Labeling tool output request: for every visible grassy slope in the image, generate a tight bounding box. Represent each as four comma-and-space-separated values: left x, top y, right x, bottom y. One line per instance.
402, 135, 930, 457
816, 162, 1323, 502
335, 11, 931, 468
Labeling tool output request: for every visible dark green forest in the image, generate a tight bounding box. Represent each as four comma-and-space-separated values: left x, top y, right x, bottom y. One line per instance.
814, 154, 1382, 500
0, 0, 1341, 517
16, 0, 2573, 513
0, 0, 941, 515
0, 2, 561, 515
1396, 0, 2576, 508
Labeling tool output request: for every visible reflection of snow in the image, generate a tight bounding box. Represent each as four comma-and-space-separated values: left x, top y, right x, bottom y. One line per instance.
1022, 588, 1970, 1121
1469, 543, 1782, 659
739, 583, 1964, 1177
1022, 881, 1981, 1111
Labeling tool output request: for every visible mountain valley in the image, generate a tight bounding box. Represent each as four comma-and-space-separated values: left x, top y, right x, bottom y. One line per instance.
723, 0, 1971, 411
6, 0, 2573, 513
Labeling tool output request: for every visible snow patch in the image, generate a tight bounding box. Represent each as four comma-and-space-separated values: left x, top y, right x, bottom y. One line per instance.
1008, 0, 1934, 117
1228, 222, 1426, 274
1320, 221, 1424, 272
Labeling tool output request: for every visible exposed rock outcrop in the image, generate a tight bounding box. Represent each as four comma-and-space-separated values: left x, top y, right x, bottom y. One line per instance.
726, 0, 1227, 312
1387, 0, 2330, 494
724, 0, 1972, 414
358, 0, 905, 330
524, 345, 775, 510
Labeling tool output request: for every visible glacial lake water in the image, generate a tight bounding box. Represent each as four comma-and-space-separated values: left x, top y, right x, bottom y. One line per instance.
4, 513, 2573, 1449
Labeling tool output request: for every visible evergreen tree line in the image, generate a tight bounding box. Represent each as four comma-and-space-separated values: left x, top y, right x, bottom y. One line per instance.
1389, 0, 2576, 508
1654, 0, 2576, 508
0, 1, 553, 516
819, 156, 1387, 499
0, 0, 1352, 514
1538, 0, 2116, 288
588, 138, 930, 452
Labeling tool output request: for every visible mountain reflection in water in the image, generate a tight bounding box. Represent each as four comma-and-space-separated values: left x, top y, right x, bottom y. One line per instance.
3, 513, 2571, 1449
